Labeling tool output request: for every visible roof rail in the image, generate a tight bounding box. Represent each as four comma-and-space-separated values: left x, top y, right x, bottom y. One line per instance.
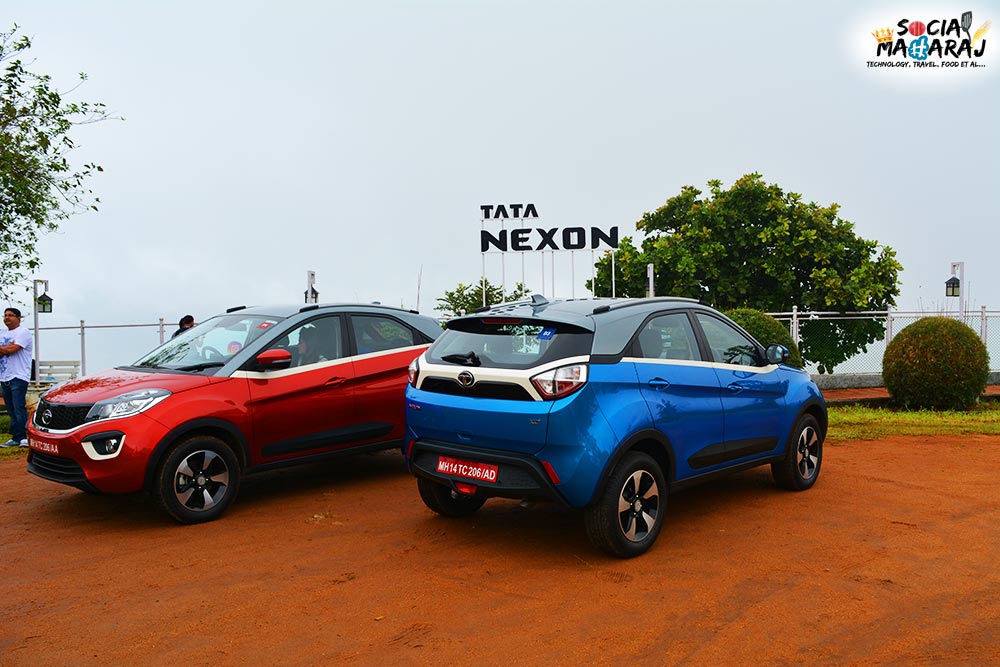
591, 296, 700, 315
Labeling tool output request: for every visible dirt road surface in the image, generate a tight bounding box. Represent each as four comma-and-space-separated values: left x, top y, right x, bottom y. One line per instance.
1, 435, 998, 666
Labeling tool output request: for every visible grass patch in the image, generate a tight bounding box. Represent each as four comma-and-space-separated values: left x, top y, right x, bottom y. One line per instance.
828, 401, 1000, 440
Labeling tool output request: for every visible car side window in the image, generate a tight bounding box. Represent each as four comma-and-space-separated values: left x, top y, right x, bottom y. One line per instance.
695, 314, 761, 367
636, 313, 699, 361
271, 316, 343, 368
352, 315, 415, 355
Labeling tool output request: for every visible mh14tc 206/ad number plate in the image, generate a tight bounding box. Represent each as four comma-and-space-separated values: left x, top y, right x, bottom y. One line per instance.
436, 456, 498, 482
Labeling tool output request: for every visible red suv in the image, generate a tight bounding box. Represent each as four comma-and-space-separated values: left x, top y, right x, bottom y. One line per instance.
27, 303, 441, 523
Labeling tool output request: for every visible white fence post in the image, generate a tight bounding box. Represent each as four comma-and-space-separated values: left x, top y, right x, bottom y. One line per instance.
886, 307, 894, 345
790, 306, 799, 344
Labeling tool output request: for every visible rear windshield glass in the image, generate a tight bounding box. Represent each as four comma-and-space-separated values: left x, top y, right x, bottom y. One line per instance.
429, 319, 593, 370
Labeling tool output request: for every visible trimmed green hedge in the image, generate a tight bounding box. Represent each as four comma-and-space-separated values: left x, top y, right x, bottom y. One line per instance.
883, 317, 989, 410
726, 308, 804, 369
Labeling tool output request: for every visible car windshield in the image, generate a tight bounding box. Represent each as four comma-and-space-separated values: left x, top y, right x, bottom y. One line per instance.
429, 318, 592, 369
131, 314, 283, 371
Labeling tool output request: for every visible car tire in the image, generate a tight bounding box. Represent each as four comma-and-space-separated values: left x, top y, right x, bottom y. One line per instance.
772, 413, 823, 491
417, 477, 486, 517
584, 452, 667, 558
155, 436, 241, 524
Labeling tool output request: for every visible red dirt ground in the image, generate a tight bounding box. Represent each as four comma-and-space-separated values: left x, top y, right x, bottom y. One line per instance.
1, 428, 998, 667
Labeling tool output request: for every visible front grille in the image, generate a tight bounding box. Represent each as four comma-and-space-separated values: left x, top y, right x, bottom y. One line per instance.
33, 399, 93, 431
420, 377, 534, 401
27, 451, 91, 486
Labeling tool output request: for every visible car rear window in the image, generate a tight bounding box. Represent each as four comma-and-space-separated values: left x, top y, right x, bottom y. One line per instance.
429, 318, 593, 369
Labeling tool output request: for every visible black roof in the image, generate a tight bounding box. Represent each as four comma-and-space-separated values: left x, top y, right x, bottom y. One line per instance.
449, 295, 723, 356
450, 295, 705, 331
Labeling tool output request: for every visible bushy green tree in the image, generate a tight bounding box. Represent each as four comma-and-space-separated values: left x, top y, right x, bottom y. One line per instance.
588, 174, 901, 372
435, 279, 531, 317
1, 25, 115, 299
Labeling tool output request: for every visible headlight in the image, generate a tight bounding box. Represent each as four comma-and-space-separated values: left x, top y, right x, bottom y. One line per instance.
85, 388, 171, 422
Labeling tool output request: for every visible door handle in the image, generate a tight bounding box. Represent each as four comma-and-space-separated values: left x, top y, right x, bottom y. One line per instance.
727, 383, 744, 393
325, 376, 348, 386
647, 378, 670, 388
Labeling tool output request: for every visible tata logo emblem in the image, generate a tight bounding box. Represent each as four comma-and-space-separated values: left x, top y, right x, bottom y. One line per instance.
457, 371, 475, 387
40, 409, 53, 426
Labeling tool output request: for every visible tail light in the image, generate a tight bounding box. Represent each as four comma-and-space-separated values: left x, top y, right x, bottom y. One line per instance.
407, 357, 419, 387
531, 364, 588, 400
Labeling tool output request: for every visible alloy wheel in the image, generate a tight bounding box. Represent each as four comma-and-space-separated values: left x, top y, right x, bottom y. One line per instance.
617, 469, 660, 542
796, 426, 820, 481
173, 450, 231, 512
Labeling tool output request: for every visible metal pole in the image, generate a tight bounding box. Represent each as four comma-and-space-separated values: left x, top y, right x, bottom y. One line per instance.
79, 320, 86, 376
551, 252, 555, 298
31, 279, 46, 380
571, 251, 576, 299
590, 250, 597, 296
951, 261, 965, 323
647, 263, 654, 298
33, 280, 39, 381
611, 250, 616, 298
500, 219, 506, 302
158, 317, 165, 344
540, 251, 545, 296
791, 305, 799, 345
981, 304, 988, 343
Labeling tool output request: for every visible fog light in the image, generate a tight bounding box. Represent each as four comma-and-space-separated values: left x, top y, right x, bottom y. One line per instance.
454, 482, 477, 495
82, 431, 126, 459
100, 437, 121, 455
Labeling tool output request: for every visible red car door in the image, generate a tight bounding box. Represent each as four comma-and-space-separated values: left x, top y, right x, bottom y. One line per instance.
349, 314, 433, 448
242, 315, 361, 464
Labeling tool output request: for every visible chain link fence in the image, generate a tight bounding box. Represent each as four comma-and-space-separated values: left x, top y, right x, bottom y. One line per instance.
23, 309, 1000, 379
770, 308, 999, 375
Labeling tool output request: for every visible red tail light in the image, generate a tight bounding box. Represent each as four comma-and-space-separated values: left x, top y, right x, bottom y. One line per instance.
531, 364, 588, 399
407, 357, 419, 387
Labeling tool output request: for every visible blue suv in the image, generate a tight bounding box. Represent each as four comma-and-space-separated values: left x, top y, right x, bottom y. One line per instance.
404, 296, 826, 557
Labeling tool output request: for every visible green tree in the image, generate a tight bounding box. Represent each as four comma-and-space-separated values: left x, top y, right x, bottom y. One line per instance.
435, 279, 531, 317
1, 25, 114, 299
588, 174, 901, 372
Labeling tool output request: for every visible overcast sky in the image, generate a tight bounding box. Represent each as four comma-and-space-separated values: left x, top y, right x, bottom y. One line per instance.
5, 1, 999, 372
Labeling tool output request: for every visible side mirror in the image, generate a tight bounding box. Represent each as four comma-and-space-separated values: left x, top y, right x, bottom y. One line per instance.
765, 344, 789, 365
253, 348, 292, 370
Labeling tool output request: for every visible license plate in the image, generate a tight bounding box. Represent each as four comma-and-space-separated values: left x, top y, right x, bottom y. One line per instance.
29, 437, 59, 455
436, 456, 498, 482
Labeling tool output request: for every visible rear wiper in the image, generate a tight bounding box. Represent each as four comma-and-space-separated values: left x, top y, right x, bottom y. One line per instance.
174, 361, 226, 372
441, 351, 482, 367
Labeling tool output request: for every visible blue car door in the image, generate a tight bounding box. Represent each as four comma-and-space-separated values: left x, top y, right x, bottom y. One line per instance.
694, 313, 788, 461
631, 312, 726, 479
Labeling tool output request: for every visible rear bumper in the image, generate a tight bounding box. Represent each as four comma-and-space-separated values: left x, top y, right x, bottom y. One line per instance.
408, 440, 569, 505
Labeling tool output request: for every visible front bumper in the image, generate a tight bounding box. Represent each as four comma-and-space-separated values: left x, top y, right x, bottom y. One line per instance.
26, 413, 170, 494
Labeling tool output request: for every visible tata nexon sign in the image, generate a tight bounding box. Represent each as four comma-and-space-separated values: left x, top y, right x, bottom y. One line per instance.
479, 204, 619, 252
